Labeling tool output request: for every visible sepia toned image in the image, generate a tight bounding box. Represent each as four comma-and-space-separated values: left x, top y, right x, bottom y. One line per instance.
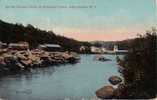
0, 0, 156, 100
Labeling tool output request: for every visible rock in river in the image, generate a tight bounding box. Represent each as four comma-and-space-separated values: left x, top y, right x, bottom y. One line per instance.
108, 76, 122, 85
113, 83, 127, 98
95, 85, 114, 99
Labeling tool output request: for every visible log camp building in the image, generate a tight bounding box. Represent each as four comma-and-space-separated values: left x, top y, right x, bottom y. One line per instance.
8, 42, 29, 50
38, 44, 62, 52
0, 42, 7, 49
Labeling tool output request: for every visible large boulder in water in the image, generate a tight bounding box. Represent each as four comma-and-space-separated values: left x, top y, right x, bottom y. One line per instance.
113, 83, 127, 98
95, 85, 114, 99
109, 76, 122, 85
94, 55, 111, 62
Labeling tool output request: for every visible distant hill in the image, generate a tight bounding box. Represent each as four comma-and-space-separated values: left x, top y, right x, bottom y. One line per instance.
0, 20, 91, 52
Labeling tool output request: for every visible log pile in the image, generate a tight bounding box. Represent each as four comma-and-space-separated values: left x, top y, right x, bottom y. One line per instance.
0, 49, 80, 75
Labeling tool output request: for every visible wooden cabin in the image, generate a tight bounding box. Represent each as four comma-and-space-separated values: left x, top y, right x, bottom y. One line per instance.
90, 46, 103, 53
8, 42, 29, 50
38, 44, 62, 52
113, 45, 128, 53
0, 42, 7, 49
80, 46, 86, 52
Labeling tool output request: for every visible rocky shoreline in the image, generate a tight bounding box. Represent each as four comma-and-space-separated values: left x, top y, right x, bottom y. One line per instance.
95, 75, 124, 99
0, 49, 80, 76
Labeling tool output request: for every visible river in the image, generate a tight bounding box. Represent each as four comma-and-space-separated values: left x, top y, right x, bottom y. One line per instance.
0, 54, 122, 100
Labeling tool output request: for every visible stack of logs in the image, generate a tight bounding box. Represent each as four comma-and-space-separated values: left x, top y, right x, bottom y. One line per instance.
0, 49, 80, 75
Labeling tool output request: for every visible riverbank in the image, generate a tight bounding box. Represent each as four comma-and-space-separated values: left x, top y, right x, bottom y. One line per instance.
95, 75, 124, 99
0, 49, 80, 76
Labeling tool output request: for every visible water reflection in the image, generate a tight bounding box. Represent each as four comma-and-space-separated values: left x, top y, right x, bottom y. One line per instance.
0, 54, 122, 100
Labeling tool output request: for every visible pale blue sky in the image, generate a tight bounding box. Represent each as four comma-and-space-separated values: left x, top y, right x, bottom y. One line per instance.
0, 0, 156, 41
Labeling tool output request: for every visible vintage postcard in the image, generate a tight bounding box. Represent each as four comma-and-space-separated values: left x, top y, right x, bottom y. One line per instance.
0, 0, 156, 100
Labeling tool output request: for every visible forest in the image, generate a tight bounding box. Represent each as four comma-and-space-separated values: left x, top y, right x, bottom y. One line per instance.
0, 19, 135, 54
117, 28, 157, 99
0, 20, 91, 52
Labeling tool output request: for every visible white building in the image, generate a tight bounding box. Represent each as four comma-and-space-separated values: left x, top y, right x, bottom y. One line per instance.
113, 45, 128, 53
38, 44, 62, 52
101, 47, 107, 52
0, 42, 7, 49
8, 42, 29, 50
113, 45, 118, 52
91, 46, 103, 53
80, 46, 86, 52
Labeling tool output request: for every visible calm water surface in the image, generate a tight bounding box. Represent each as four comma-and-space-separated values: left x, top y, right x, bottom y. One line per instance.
0, 54, 122, 100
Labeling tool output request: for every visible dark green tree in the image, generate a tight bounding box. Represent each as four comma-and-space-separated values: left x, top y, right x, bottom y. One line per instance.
119, 28, 157, 99
0, 19, 91, 52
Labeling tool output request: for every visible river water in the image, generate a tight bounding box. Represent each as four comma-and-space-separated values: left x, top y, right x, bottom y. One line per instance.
0, 54, 121, 100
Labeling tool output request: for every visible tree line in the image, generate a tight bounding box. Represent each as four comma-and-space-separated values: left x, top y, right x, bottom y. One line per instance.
0, 19, 91, 52
117, 27, 157, 99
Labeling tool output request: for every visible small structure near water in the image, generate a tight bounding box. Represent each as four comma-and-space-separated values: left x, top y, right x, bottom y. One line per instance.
90, 45, 128, 54
8, 42, 29, 51
0, 42, 7, 49
113, 45, 128, 54
91, 46, 103, 54
0, 42, 80, 76
39, 44, 62, 52
79, 46, 86, 52
0, 42, 8, 55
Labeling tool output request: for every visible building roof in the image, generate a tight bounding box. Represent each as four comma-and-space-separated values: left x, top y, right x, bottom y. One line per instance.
9, 43, 28, 47
0, 42, 7, 46
39, 45, 46, 48
8, 42, 29, 47
116, 50, 128, 52
39, 44, 61, 48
